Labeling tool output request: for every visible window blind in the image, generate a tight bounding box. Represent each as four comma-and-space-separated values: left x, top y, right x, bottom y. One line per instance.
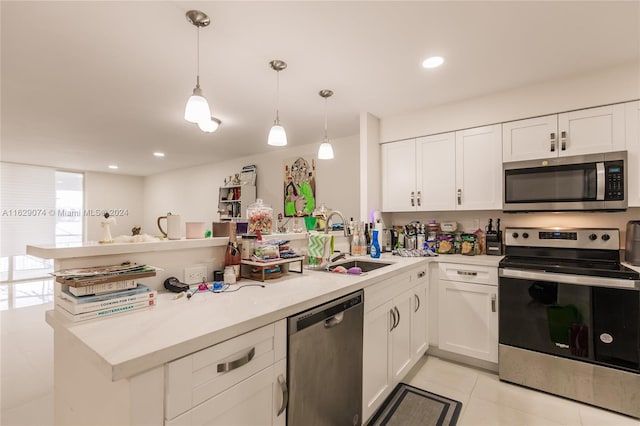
0, 162, 56, 256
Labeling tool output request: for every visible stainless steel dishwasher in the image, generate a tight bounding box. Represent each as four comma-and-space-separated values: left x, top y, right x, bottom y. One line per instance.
288, 290, 364, 426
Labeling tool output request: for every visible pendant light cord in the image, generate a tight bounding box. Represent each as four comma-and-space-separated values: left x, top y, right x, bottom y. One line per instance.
275, 71, 280, 124
323, 97, 328, 141
196, 26, 201, 88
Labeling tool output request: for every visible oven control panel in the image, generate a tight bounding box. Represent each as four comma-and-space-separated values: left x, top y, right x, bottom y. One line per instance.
505, 228, 619, 250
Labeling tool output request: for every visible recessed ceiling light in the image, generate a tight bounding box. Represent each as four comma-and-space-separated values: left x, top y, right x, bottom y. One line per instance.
153, 152, 165, 157
108, 165, 118, 170
422, 56, 444, 69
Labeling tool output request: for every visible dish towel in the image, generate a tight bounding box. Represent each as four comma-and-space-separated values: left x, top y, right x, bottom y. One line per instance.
307, 234, 334, 265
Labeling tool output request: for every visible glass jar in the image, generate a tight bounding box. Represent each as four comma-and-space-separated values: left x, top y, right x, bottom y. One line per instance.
247, 199, 273, 235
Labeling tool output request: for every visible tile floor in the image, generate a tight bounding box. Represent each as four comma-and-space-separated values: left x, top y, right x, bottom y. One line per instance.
1, 279, 639, 426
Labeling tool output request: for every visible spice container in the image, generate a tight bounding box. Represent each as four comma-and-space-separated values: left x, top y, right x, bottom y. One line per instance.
247, 199, 273, 235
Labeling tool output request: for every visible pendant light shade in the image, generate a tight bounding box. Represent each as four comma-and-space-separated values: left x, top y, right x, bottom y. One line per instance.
268, 124, 287, 146
268, 60, 288, 146
318, 140, 335, 159
185, 85, 211, 124
198, 117, 221, 133
318, 89, 334, 160
184, 10, 214, 130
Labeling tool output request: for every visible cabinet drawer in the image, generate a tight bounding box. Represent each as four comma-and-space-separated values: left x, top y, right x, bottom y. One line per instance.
165, 320, 286, 420
438, 262, 497, 285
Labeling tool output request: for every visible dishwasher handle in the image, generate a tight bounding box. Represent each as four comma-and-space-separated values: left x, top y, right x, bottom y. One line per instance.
324, 312, 344, 328
288, 290, 364, 334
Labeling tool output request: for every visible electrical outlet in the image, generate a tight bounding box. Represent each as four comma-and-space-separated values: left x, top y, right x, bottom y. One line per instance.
184, 264, 208, 284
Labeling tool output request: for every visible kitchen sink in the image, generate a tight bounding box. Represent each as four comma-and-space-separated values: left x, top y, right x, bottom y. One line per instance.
328, 259, 392, 273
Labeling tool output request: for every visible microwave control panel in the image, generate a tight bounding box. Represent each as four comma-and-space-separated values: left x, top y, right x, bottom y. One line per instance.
604, 161, 624, 200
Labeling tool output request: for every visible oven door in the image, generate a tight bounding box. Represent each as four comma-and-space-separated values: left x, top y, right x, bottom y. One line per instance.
499, 268, 640, 372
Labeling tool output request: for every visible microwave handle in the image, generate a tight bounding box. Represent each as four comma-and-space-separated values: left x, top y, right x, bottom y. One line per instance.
596, 162, 605, 200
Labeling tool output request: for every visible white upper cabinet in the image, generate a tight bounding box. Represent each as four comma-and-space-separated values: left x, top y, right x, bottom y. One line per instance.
455, 125, 502, 210
502, 115, 558, 162
626, 100, 640, 207
503, 103, 627, 162
381, 139, 416, 212
382, 127, 500, 212
416, 133, 456, 211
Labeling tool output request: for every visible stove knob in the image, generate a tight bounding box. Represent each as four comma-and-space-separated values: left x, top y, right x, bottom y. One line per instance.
589, 234, 597, 241
512, 232, 519, 238
522, 232, 529, 239
602, 234, 610, 241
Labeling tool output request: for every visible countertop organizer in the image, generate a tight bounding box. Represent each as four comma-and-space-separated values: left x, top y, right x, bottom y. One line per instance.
240, 256, 304, 282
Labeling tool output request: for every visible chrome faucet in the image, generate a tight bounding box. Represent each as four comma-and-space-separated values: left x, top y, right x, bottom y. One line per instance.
323, 210, 349, 237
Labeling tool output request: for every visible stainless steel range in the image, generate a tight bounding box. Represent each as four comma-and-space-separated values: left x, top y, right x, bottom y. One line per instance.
498, 227, 640, 418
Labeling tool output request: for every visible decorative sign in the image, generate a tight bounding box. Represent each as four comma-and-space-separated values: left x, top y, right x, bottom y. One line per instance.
284, 156, 316, 217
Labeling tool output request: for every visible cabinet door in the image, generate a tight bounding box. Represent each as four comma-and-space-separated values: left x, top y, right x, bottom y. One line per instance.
455, 124, 502, 210
362, 300, 393, 422
411, 281, 429, 360
381, 139, 416, 212
558, 103, 626, 157
626, 101, 640, 207
438, 280, 498, 363
502, 115, 558, 162
415, 133, 456, 211
391, 289, 413, 383
166, 365, 277, 426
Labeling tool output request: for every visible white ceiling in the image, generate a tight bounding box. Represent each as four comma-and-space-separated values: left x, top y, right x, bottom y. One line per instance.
2, 1, 639, 176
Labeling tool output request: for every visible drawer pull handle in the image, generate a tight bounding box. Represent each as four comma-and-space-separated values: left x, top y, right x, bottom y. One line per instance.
457, 270, 478, 276
410, 191, 415, 207
414, 294, 421, 313
390, 308, 397, 331
457, 188, 462, 205
417, 191, 422, 207
394, 306, 401, 327
217, 347, 256, 373
491, 294, 497, 312
560, 131, 567, 151
277, 374, 288, 416
550, 132, 556, 152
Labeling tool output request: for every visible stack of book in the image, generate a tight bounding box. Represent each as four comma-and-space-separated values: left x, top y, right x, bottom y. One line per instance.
52, 262, 158, 322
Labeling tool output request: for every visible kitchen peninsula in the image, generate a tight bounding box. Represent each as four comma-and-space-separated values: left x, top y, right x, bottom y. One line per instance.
30, 238, 501, 425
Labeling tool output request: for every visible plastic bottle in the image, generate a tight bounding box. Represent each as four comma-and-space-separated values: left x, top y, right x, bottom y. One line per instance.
351, 223, 361, 255
359, 223, 367, 255
370, 229, 381, 258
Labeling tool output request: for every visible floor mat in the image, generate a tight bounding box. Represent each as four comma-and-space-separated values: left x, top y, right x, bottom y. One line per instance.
368, 382, 462, 426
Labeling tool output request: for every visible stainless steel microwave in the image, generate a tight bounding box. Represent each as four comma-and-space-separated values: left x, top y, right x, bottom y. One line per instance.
503, 151, 627, 212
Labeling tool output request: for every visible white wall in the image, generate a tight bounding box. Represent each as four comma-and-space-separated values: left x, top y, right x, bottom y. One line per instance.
360, 113, 382, 223
142, 135, 360, 235
84, 172, 144, 242
381, 61, 640, 143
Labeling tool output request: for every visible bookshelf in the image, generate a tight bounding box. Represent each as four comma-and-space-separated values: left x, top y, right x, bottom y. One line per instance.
218, 184, 256, 220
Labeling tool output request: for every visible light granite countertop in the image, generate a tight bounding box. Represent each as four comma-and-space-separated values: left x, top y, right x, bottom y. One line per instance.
46, 253, 503, 382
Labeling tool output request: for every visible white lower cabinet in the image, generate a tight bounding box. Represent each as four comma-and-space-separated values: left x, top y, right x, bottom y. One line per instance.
165, 320, 287, 426
362, 265, 429, 423
437, 263, 498, 363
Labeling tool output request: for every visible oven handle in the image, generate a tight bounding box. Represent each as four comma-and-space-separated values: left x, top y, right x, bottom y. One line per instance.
499, 268, 640, 290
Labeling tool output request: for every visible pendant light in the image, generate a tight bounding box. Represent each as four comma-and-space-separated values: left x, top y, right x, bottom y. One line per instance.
317, 89, 334, 160
198, 117, 221, 133
184, 10, 212, 125
267, 60, 288, 146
